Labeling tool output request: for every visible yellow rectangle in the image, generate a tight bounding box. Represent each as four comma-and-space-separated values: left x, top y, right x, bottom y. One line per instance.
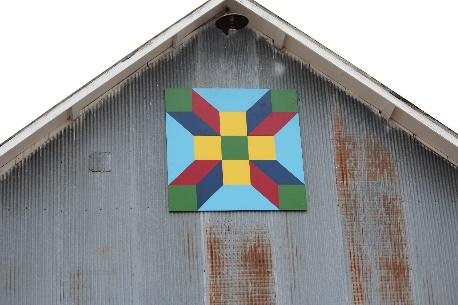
194, 136, 222, 160
222, 160, 250, 185
248, 136, 276, 160
219, 112, 247, 136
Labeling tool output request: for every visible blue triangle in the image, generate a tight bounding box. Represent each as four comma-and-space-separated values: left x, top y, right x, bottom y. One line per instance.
198, 186, 278, 211
274, 114, 305, 182
194, 88, 269, 111
166, 114, 194, 184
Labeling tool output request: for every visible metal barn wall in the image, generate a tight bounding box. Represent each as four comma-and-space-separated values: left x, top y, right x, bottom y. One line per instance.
1, 24, 457, 305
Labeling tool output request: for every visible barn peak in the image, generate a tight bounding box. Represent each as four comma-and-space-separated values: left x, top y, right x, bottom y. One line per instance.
0, 0, 457, 175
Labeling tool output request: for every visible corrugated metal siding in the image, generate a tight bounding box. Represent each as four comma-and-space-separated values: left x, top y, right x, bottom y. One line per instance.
1, 23, 457, 305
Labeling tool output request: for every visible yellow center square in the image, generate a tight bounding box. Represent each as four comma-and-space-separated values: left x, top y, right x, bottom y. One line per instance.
222, 160, 250, 185
194, 136, 222, 160
248, 136, 276, 160
219, 112, 247, 136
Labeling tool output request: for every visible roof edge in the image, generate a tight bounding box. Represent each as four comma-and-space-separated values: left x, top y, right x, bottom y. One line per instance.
227, 0, 457, 165
0, 0, 227, 174
1, 0, 457, 175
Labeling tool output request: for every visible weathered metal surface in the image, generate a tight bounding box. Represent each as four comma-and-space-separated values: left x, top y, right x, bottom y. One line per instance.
335, 111, 412, 305
0, 23, 457, 305
206, 224, 275, 305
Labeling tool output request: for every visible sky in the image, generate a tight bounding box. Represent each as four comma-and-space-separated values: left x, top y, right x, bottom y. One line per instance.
0, 0, 457, 144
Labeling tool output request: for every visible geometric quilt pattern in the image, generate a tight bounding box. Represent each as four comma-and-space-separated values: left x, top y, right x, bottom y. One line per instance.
165, 88, 307, 211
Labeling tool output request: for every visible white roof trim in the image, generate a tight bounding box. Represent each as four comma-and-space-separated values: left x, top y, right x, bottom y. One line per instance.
1, 0, 457, 174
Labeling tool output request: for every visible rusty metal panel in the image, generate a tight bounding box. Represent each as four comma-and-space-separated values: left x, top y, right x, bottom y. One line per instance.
1, 23, 457, 305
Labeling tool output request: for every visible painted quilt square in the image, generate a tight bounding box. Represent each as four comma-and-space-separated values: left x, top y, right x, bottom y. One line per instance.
166, 88, 306, 211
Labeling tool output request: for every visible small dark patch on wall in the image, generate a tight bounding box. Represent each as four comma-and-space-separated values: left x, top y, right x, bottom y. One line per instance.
206, 223, 276, 305
88, 152, 112, 173
334, 111, 413, 305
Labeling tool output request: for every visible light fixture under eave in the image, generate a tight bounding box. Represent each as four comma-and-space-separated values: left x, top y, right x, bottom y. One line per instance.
215, 13, 249, 35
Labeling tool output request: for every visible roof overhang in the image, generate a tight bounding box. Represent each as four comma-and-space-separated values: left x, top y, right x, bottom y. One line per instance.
1, 0, 457, 174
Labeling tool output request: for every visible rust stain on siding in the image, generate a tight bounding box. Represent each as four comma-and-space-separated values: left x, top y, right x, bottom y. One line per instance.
207, 226, 226, 305
5, 263, 16, 296
185, 232, 198, 268
334, 112, 413, 305
185, 231, 198, 282
206, 224, 275, 305
71, 269, 83, 305
240, 233, 275, 305
100, 246, 108, 271
334, 114, 369, 305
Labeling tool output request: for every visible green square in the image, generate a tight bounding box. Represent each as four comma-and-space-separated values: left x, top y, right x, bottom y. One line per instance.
221, 136, 249, 160
279, 185, 307, 210
168, 185, 197, 211
271, 89, 298, 112
165, 88, 192, 112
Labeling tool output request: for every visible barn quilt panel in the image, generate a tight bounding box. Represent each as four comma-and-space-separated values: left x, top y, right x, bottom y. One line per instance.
165, 88, 306, 211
